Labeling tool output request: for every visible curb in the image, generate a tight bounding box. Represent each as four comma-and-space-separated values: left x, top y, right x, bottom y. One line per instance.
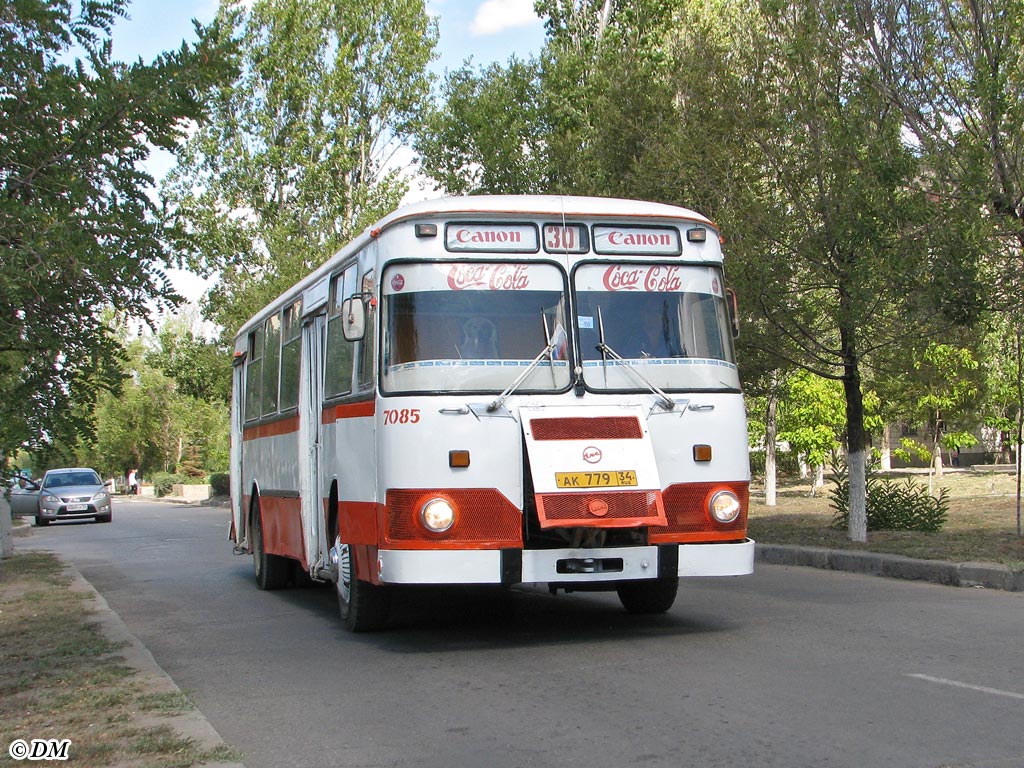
63, 564, 247, 768
756, 543, 1024, 592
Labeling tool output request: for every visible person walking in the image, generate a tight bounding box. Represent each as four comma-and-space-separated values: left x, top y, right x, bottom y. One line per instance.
127, 468, 138, 496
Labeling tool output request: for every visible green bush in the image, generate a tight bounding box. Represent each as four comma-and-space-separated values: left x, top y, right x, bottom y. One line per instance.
151, 472, 187, 498
209, 472, 230, 497
749, 449, 803, 478
829, 459, 949, 533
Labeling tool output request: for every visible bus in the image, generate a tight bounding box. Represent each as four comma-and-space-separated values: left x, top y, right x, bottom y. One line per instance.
230, 195, 754, 631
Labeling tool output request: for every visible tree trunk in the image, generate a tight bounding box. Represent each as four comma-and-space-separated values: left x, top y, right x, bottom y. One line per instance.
880, 423, 893, 470
765, 392, 778, 506
841, 326, 868, 543
1, 496, 13, 559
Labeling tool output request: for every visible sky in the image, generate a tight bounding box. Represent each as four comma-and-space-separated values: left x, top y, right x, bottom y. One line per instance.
108, 0, 547, 302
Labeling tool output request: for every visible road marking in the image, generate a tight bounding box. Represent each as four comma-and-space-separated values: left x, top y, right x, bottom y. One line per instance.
907, 674, 1024, 701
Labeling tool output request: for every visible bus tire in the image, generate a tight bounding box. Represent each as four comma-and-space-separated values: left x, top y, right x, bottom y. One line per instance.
334, 538, 390, 632
252, 500, 290, 591
616, 577, 679, 614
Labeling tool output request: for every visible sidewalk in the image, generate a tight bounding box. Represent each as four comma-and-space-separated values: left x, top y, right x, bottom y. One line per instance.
756, 543, 1024, 591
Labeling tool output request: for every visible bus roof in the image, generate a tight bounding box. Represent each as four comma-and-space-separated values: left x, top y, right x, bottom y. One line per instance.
234, 195, 718, 343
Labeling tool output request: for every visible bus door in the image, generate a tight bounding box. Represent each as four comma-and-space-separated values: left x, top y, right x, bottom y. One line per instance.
230, 352, 247, 549
300, 278, 329, 575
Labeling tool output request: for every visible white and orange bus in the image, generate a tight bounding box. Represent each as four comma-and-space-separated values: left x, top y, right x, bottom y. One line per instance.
230, 195, 754, 631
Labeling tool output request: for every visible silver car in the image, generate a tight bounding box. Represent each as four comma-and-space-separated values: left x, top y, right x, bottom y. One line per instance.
29, 468, 113, 526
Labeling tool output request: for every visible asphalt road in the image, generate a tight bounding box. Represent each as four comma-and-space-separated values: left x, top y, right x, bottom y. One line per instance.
21, 500, 1024, 768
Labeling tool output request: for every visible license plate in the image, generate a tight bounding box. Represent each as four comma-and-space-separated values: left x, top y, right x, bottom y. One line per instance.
554, 470, 638, 489
66, 504, 88, 512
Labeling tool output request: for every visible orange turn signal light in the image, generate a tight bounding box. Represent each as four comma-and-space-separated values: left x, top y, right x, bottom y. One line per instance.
449, 450, 471, 468
693, 444, 713, 462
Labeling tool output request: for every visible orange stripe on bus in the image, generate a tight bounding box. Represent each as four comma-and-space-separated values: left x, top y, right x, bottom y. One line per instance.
242, 414, 300, 441
321, 400, 376, 423
258, 495, 306, 567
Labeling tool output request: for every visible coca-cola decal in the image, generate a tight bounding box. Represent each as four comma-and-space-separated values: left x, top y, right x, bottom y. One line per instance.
445, 222, 539, 253
447, 264, 531, 291
390, 274, 405, 292
602, 265, 684, 292
582, 446, 602, 464
593, 225, 681, 255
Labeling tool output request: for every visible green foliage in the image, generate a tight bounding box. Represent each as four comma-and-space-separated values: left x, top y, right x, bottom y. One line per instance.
829, 459, 949, 533
77, 327, 230, 478
209, 473, 230, 497
166, 0, 438, 337
150, 472, 187, 498
0, 0, 237, 462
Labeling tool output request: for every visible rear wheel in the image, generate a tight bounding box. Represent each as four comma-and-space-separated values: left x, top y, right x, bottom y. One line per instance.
252, 501, 290, 590
616, 577, 679, 614
333, 537, 390, 632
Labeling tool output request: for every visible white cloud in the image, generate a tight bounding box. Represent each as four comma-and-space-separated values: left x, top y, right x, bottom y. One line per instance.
470, 0, 541, 36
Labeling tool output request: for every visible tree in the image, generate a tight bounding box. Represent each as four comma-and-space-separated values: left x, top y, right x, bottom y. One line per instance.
854, 0, 1024, 534
166, 0, 438, 336
416, 58, 549, 195
733, 0, 983, 541
0, 0, 236, 462
149, 315, 232, 405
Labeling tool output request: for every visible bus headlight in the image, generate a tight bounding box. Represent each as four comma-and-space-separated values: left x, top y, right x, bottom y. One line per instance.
708, 490, 741, 524
420, 498, 456, 533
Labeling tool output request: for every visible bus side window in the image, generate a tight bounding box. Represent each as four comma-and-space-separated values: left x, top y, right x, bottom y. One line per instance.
358, 270, 375, 392
325, 265, 357, 398
245, 326, 263, 421
262, 314, 281, 416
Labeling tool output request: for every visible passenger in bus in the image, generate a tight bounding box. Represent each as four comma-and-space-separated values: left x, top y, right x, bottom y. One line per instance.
630, 308, 685, 359
458, 316, 499, 359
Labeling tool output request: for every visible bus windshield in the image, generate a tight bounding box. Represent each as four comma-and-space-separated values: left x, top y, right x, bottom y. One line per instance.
574, 263, 740, 392
382, 262, 571, 394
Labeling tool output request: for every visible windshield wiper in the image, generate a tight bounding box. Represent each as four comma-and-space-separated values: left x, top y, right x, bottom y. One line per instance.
487, 312, 560, 413
595, 306, 676, 411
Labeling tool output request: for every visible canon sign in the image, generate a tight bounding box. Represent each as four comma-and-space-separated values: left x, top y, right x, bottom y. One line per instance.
445, 222, 538, 253
593, 225, 681, 255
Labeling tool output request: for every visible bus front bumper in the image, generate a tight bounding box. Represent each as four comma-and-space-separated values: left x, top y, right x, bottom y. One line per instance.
376, 539, 755, 586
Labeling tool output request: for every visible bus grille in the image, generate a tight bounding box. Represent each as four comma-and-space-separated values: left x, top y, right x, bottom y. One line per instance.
528, 416, 643, 441
649, 481, 749, 543
534, 490, 666, 529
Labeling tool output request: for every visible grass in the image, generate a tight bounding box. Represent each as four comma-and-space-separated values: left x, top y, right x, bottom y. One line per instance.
748, 468, 1024, 569
0, 551, 241, 768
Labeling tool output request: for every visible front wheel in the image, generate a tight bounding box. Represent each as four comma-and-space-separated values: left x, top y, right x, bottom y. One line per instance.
333, 537, 391, 632
616, 577, 679, 614
34, 516, 49, 527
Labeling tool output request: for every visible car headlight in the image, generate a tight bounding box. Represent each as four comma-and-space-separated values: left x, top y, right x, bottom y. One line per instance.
419, 498, 456, 533
91, 490, 109, 503
708, 490, 741, 524
40, 494, 61, 510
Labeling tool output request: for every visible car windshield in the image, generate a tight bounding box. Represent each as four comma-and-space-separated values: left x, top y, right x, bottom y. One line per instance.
44, 471, 101, 489
382, 262, 571, 394
574, 263, 739, 392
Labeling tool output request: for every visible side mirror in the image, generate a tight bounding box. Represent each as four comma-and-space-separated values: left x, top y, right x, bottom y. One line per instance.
725, 288, 740, 339
341, 296, 366, 342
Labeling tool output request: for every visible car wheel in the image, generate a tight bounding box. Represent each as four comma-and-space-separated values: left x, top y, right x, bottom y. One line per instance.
34, 516, 49, 527
96, 513, 112, 523
616, 577, 679, 614
333, 536, 390, 632
251, 500, 290, 590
